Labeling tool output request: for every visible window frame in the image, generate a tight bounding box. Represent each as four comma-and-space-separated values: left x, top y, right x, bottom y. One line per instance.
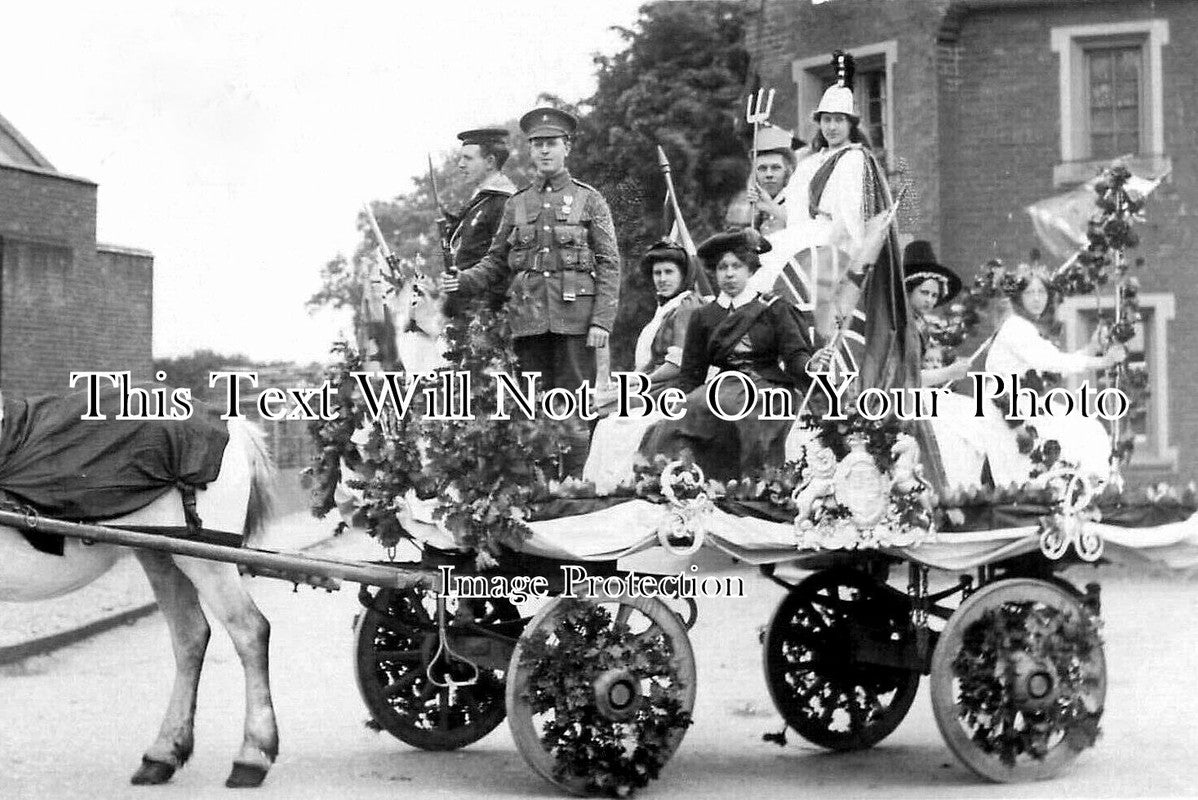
1057, 291, 1177, 469
791, 40, 897, 171
1050, 19, 1170, 187
1083, 40, 1145, 160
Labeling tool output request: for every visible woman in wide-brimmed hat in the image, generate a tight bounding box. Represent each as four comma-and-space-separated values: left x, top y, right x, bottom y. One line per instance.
900, 240, 986, 491
902, 239, 969, 387
640, 229, 815, 481
582, 239, 705, 493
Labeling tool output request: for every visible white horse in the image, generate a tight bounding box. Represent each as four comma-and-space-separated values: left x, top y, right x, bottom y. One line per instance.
0, 418, 279, 788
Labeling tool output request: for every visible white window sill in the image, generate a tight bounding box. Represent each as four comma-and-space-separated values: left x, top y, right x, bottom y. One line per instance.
1053, 154, 1172, 187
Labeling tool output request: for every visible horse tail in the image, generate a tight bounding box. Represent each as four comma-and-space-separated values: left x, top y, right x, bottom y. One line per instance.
229, 419, 278, 548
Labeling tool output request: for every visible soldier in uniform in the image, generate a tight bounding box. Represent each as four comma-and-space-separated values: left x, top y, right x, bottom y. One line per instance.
440, 107, 621, 473
725, 124, 804, 236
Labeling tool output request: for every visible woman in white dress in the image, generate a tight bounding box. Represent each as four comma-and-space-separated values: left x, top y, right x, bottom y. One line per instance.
582, 240, 704, 494
978, 264, 1125, 488
752, 51, 886, 304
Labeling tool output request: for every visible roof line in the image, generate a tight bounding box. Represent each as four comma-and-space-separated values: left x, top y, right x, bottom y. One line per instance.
97, 242, 154, 258
0, 110, 55, 170
0, 161, 96, 186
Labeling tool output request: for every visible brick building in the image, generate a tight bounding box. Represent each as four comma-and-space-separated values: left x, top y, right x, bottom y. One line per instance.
0, 112, 152, 395
744, 0, 1195, 483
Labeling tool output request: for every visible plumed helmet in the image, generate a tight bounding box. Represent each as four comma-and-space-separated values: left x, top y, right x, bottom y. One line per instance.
812, 51, 860, 122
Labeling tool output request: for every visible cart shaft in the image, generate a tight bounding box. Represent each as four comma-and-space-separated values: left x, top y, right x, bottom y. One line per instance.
0, 510, 433, 591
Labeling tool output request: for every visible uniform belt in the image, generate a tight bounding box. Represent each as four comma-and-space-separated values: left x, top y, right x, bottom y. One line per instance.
517, 265, 593, 274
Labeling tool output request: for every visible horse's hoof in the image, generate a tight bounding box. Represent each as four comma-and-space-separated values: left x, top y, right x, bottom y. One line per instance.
225, 762, 268, 789
131, 757, 176, 785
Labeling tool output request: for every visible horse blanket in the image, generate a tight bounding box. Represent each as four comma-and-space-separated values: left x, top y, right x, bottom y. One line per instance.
0, 385, 229, 555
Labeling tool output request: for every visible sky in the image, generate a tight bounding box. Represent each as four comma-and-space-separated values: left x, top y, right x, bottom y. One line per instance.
1, 1, 645, 364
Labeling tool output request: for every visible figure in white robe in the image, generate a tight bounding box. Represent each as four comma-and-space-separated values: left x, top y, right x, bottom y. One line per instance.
976, 271, 1124, 488
583, 240, 703, 494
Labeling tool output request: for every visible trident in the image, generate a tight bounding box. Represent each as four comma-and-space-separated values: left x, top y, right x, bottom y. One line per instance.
745, 86, 775, 227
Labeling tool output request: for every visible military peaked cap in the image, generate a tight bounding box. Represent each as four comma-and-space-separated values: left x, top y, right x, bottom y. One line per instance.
520, 107, 578, 139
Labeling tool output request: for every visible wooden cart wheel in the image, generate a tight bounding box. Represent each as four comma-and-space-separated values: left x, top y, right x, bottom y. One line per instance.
354, 587, 520, 751
506, 595, 697, 796
929, 578, 1106, 782
763, 569, 920, 751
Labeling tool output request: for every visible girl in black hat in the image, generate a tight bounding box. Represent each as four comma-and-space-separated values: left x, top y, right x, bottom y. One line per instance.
901, 240, 970, 387
583, 240, 705, 492
902, 240, 985, 490
640, 229, 814, 481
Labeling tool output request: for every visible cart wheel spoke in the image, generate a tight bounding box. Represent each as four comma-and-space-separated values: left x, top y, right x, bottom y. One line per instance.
929, 578, 1106, 783
615, 604, 633, 628
383, 670, 419, 699
763, 569, 920, 752
355, 588, 518, 751
506, 596, 696, 796
373, 649, 423, 664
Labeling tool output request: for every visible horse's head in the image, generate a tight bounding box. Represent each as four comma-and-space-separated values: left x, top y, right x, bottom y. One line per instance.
384, 264, 448, 375
389, 269, 448, 341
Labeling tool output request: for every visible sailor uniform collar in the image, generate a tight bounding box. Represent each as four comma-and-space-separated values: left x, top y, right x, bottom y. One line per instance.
716, 288, 759, 310
474, 171, 517, 198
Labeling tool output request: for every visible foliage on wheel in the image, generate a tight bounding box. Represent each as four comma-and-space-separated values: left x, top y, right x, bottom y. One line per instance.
508, 597, 696, 797
763, 569, 920, 751
354, 587, 518, 750
930, 578, 1106, 782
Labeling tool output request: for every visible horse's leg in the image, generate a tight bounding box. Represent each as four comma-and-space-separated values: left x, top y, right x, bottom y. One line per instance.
172, 556, 278, 789
131, 550, 210, 785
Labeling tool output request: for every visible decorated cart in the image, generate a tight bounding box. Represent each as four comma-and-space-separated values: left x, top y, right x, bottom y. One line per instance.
333, 417, 1197, 796
296, 158, 1198, 796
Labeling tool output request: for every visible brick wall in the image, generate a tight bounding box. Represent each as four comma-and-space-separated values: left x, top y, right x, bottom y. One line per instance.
748, 0, 1197, 481
746, 0, 952, 240
94, 245, 154, 379
0, 164, 152, 395
940, 0, 1198, 482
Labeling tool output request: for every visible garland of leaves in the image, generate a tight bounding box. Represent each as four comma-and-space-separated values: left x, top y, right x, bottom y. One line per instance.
306, 304, 575, 563
519, 600, 693, 797
951, 600, 1103, 766
1055, 161, 1150, 466
306, 340, 365, 522
305, 339, 428, 548
421, 306, 572, 564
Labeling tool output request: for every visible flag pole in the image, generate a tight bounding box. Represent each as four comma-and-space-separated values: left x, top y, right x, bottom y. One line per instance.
656, 145, 712, 298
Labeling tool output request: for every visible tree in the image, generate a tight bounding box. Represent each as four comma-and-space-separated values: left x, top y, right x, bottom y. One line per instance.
155, 350, 256, 400
573, 2, 749, 246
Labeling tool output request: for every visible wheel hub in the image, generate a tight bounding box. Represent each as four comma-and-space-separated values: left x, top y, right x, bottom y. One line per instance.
1006, 651, 1060, 711
592, 668, 643, 722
